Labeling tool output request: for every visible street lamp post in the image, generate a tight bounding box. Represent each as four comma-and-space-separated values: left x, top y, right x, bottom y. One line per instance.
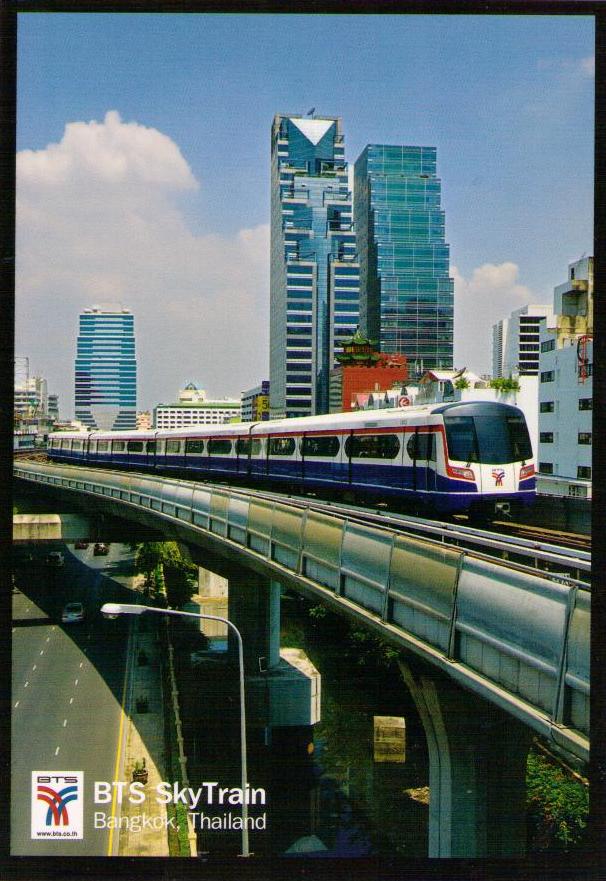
101, 602, 251, 858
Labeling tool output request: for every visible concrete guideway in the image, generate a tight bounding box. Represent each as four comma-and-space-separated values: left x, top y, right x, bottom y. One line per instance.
14, 460, 589, 765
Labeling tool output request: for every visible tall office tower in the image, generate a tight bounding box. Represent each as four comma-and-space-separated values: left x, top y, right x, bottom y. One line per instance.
74, 305, 137, 430
492, 304, 554, 378
270, 114, 359, 418
354, 145, 454, 377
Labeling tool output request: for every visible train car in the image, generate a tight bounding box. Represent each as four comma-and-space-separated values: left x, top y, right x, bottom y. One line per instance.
47, 400, 535, 516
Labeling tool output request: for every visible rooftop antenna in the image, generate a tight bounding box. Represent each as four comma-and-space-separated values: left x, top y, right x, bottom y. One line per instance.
307, 107, 316, 117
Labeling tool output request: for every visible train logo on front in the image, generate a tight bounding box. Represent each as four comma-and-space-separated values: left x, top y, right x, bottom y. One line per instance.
491, 469, 505, 487
31, 772, 83, 840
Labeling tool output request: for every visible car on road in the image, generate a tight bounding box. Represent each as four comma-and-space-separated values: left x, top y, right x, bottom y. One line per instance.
46, 551, 65, 568
61, 602, 85, 624
94, 543, 109, 556
74, 540, 89, 549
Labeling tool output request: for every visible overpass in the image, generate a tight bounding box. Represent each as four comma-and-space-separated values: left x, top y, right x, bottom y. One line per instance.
14, 460, 590, 857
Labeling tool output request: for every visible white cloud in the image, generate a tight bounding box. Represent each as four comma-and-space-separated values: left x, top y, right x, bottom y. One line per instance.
18, 110, 198, 190
453, 262, 539, 374
580, 55, 595, 78
16, 112, 269, 415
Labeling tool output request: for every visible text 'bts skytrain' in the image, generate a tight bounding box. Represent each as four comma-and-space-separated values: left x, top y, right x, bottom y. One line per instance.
48, 400, 536, 516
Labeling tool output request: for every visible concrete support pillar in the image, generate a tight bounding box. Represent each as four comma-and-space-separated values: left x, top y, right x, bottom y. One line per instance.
398, 660, 532, 858
227, 572, 281, 673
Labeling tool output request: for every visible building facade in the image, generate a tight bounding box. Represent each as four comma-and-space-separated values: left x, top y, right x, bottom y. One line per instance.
537, 257, 593, 498
74, 305, 137, 431
492, 304, 554, 378
328, 329, 408, 413
153, 382, 241, 428
270, 114, 359, 418
354, 145, 454, 377
14, 376, 48, 420
241, 381, 270, 422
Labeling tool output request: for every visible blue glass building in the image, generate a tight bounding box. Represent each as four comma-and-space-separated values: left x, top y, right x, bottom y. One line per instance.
354, 145, 454, 376
270, 114, 359, 418
74, 306, 137, 430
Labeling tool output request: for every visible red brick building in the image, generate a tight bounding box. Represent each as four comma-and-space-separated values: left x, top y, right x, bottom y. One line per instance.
329, 330, 408, 412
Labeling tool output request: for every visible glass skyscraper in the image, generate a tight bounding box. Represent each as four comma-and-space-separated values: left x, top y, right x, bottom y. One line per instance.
74, 305, 137, 430
354, 145, 454, 376
270, 114, 359, 418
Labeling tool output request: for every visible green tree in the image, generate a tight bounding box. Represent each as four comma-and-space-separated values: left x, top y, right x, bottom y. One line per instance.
489, 376, 520, 392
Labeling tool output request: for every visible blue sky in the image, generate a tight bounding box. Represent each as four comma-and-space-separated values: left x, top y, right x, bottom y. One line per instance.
16, 13, 594, 413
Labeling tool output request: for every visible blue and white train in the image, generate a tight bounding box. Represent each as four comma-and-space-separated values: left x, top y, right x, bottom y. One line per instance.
48, 400, 536, 516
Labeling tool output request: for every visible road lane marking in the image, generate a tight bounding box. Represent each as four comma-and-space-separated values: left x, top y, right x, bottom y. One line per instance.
46, 637, 50, 642
14, 701, 19, 708
63, 719, 67, 727
32, 664, 37, 671
108, 622, 132, 856
39, 650, 44, 655
74, 679, 79, 686
24, 681, 29, 688
69, 697, 74, 704
79, 662, 84, 668
55, 746, 60, 756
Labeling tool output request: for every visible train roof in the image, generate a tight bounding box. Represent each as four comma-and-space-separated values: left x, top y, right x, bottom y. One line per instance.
49, 400, 524, 441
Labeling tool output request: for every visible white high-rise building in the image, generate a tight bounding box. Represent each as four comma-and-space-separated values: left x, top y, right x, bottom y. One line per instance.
537, 257, 593, 498
492, 304, 554, 378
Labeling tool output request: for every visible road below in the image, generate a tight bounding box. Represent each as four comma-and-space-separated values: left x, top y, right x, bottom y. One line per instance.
11, 544, 138, 856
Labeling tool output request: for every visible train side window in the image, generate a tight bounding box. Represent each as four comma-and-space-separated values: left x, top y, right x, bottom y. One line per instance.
127, 440, 144, 453
166, 439, 182, 454
345, 434, 400, 459
236, 438, 250, 455
208, 439, 232, 455
97, 440, 109, 453
186, 439, 205, 454
89, 440, 97, 453
300, 435, 340, 457
112, 441, 126, 453
147, 441, 156, 454
269, 437, 296, 456
406, 433, 435, 461
72, 440, 83, 451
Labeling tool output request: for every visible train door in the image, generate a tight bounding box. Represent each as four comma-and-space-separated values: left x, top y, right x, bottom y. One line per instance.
426, 431, 437, 492
409, 429, 435, 493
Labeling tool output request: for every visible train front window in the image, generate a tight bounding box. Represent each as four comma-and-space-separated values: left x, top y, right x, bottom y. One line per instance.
444, 417, 479, 463
506, 415, 532, 461
445, 411, 532, 464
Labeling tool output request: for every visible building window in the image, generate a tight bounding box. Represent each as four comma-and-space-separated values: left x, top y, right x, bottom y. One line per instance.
539, 432, 554, 444
540, 339, 556, 353
578, 398, 593, 411
578, 432, 592, 445
569, 485, 587, 498
540, 371, 554, 383
540, 401, 554, 413
539, 462, 553, 474
577, 465, 592, 480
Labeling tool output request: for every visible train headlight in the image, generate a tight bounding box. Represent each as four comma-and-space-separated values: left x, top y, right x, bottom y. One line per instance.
449, 466, 476, 482
519, 464, 535, 481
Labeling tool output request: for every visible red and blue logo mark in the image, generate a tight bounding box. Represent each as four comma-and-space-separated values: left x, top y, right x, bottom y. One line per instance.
491, 469, 505, 487
37, 783, 79, 826
31, 772, 83, 839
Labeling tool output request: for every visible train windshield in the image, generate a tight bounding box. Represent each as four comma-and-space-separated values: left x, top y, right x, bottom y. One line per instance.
444, 412, 532, 464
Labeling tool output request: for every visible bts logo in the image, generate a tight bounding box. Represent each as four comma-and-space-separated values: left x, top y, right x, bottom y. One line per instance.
491, 469, 505, 487
31, 772, 83, 840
